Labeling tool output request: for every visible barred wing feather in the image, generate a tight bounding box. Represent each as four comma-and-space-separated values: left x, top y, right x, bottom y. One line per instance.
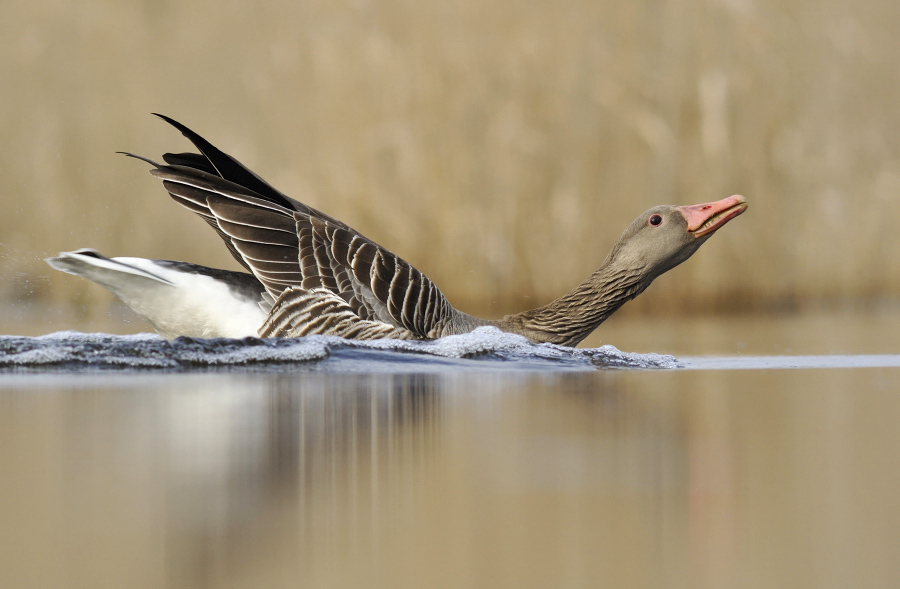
259, 287, 414, 340
296, 214, 455, 337
137, 115, 458, 340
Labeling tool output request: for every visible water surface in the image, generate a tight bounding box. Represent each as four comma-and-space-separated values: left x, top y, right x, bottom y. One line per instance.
1, 310, 899, 588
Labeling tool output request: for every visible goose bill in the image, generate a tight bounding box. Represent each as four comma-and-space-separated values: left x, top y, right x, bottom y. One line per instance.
678, 195, 748, 238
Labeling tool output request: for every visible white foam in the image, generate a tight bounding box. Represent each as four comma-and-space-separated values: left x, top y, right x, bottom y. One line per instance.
333, 326, 678, 369
0, 328, 676, 371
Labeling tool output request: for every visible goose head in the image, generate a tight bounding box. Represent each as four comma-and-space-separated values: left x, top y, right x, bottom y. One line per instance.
602, 194, 748, 281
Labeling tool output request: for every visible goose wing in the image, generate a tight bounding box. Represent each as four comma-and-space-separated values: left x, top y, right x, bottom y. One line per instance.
294, 213, 454, 337
133, 115, 456, 339
147, 164, 305, 296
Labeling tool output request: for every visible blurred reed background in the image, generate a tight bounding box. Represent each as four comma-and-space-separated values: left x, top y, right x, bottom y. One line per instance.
1, 0, 899, 329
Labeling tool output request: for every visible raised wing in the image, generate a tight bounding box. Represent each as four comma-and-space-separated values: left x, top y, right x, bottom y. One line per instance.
131, 115, 458, 339
147, 164, 304, 295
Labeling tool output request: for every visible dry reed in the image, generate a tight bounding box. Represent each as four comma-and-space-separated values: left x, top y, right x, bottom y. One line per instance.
2, 0, 899, 323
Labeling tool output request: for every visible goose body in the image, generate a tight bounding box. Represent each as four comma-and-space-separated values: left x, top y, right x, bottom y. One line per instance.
46, 249, 267, 339
49, 115, 747, 345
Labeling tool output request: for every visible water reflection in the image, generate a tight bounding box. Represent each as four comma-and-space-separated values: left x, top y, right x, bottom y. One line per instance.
2, 367, 900, 587
0, 373, 459, 587
155, 374, 450, 587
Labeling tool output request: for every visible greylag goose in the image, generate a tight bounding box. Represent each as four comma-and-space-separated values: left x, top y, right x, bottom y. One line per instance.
49, 115, 747, 346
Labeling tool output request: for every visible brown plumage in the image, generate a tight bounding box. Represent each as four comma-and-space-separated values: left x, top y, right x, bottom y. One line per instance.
123, 115, 747, 347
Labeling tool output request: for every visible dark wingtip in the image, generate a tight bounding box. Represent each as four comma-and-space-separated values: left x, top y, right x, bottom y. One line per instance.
117, 151, 162, 168
152, 113, 203, 142
150, 113, 227, 174
152, 113, 177, 124
149, 113, 296, 210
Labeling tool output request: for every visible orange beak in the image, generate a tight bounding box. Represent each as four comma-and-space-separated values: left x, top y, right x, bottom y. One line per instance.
677, 194, 748, 238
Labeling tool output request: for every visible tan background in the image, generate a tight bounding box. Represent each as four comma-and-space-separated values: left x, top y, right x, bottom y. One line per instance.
2, 0, 899, 323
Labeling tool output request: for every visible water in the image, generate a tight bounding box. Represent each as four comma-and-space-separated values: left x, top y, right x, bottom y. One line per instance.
3, 329, 900, 374
2, 310, 900, 588
0, 328, 678, 372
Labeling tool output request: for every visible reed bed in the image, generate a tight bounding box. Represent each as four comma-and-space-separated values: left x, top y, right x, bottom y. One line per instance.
2, 0, 899, 322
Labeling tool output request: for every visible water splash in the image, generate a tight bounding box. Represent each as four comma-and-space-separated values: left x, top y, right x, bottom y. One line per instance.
0, 326, 678, 372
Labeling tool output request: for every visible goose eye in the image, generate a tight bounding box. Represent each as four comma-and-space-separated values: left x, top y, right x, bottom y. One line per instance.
649, 214, 663, 226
